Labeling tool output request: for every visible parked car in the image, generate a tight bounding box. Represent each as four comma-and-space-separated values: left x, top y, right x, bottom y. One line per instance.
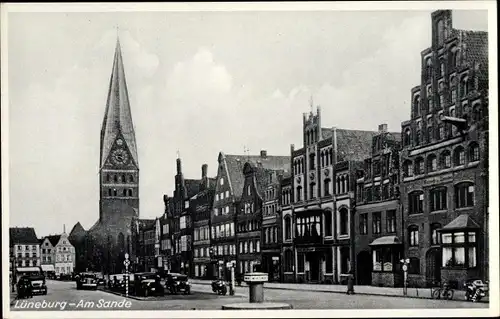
76, 273, 98, 290
165, 273, 191, 295
110, 273, 135, 293
134, 273, 164, 297
17, 275, 47, 297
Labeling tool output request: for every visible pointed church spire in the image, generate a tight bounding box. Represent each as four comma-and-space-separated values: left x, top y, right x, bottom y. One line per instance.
100, 36, 139, 167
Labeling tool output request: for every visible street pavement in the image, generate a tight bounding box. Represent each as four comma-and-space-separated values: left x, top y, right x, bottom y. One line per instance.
9, 279, 488, 311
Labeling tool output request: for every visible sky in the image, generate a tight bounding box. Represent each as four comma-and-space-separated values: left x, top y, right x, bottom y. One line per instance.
5, 6, 488, 237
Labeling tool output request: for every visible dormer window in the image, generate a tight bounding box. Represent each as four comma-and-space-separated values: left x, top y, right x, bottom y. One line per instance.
220, 178, 224, 186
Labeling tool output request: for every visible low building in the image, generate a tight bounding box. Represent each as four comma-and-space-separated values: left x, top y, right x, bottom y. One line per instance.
10, 227, 41, 281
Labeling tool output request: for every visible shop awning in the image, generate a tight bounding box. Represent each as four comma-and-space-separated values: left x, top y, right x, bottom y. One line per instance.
440, 214, 480, 231
16, 267, 41, 272
369, 235, 402, 246
41, 264, 55, 272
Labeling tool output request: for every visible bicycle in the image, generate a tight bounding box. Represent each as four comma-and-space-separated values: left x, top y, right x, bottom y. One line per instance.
432, 282, 454, 300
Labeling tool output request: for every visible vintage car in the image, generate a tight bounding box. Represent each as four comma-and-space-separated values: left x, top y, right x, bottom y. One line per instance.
165, 273, 191, 295
17, 275, 48, 297
76, 273, 98, 290
133, 272, 164, 297
109, 273, 135, 293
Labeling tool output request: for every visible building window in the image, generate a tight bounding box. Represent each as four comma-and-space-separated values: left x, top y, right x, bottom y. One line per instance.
296, 186, 302, 202
324, 211, 332, 237
442, 230, 477, 268
323, 179, 331, 196
359, 213, 368, 235
454, 182, 474, 208
431, 223, 442, 245
409, 191, 424, 214
430, 187, 447, 211
339, 208, 349, 235
386, 210, 396, 233
408, 225, 419, 246
220, 178, 224, 186
425, 58, 432, 81
309, 153, 316, 170
439, 150, 451, 169
372, 212, 381, 234
437, 124, 445, 140
403, 160, 413, 177
284, 250, 293, 272
309, 183, 316, 199
414, 157, 424, 175
427, 154, 438, 172
453, 146, 465, 166
297, 253, 305, 273
365, 187, 373, 202
460, 76, 469, 97
404, 128, 411, 146
284, 216, 292, 240
469, 143, 480, 162
427, 126, 433, 143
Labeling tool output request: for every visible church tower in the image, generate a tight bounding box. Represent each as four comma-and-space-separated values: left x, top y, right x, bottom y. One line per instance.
99, 37, 140, 222
87, 37, 139, 273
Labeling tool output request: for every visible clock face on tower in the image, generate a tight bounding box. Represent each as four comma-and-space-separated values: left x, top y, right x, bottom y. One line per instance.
111, 148, 129, 166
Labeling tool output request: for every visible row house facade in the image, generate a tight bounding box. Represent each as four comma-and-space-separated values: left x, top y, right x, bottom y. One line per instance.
211, 151, 289, 280
354, 124, 403, 287
130, 218, 156, 273
400, 10, 489, 288
40, 230, 76, 276
191, 164, 216, 279
158, 199, 173, 274
10, 227, 41, 271
262, 169, 288, 282
282, 107, 377, 284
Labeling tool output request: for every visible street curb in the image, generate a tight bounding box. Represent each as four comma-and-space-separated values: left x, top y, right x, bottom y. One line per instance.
191, 282, 489, 304
98, 289, 144, 301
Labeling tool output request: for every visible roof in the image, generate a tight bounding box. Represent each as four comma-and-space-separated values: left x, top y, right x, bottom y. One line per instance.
441, 214, 480, 231
184, 179, 202, 198
100, 37, 138, 167
336, 129, 379, 162
68, 222, 86, 244
369, 235, 402, 246
44, 235, 62, 247
321, 128, 333, 140
223, 153, 290, 200
10, 227, 39, 246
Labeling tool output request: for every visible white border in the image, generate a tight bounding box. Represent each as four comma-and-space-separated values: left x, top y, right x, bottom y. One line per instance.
1, 1, 498, 318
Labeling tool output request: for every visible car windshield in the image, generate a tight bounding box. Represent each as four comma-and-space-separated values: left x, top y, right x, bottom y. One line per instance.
27, 276, 45, 281
140, 274, 157, 280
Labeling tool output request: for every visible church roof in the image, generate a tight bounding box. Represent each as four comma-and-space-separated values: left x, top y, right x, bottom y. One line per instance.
100, 37, 138, 167
68, 222, 87, 244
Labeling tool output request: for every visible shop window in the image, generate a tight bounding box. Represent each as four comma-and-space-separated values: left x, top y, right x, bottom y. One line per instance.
442, 230, 477, 268
408, 191, 424, 214
454, 182, 474, 208
326, 249, 333, 273
408, 225, 419, 246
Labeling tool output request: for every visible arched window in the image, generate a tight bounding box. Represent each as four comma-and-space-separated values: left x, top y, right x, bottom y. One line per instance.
244, 241, 248, 254
108, 189, 112, 196
296, 186, 302, 202
329, 149, 333, 164
455, 182, 474, 208
439, 59, 445, 77
114, 175, 118, 183
128, 189, 133, 196
414, 157, 424, 175
413, 95, 421, 116
403, 160, 413, 177
325, 149, 330, 166
472, 103, 481, 121
320, 152, 324, 167
339, 208, 349, 236
113, 189, 117, 196
404, 128, 411, 146
427, 154, 437, 172
336, 177, 341, 194
249, 241, 253, 253
440, 150, 452, 169
450, 46, 459, 68
453, 146, 465, 166
408, 191, 424, 214
408, 225, 419, 246
106, 174, 110, 182
309, 182, 316, 199
425, 58, 432, 80
430, 223, 442, 245
430, 187, 447, 211
460, 76, 469, 97
300, 159, 304, 173
340, 175, 346, 193
129, 175, 134, 183
122, 189, 127, 197
427, 126, 433, 143
284, 216, 292, 240
324, 210, 332, 237
324, 178, 331, 196
469, 142, 480, 162
309, 153, 316, 170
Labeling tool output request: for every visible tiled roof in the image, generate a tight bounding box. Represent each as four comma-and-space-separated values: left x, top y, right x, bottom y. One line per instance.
223, 153, 290, 200
10, 227, 39, 246
462, 30, 488, 81
336, 129, 378, 162
45, 235, 62, 247
321, 128, 333, 140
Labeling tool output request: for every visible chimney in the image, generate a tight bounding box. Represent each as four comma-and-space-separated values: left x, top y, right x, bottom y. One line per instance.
260, 150, 267, 158
201, 164, 208, 178
378, 124, 388, 133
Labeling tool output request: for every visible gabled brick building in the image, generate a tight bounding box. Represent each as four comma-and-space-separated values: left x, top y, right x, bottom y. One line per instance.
399, 10, 488, 288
